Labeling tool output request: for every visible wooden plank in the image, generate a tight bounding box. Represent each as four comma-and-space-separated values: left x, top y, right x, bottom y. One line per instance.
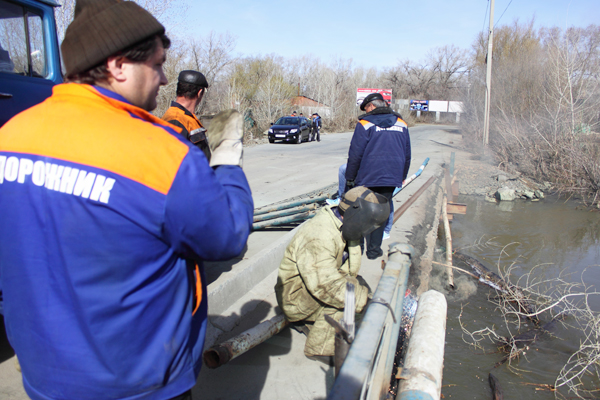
452, 180, 459, 197
440, 214, 453, 221
447, 202, 467, 215
442, 193, 454, 288
445, 168, 453, 203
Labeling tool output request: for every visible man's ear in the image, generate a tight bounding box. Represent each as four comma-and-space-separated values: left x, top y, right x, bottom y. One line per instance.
197, 88, 205, 100
105, 56, 128, 83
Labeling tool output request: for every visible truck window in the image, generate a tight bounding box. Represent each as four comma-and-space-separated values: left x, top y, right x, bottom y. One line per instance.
0, 0, 46, 78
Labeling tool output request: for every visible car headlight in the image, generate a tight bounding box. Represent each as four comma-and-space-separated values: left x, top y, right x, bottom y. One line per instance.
268, 128, 273, 133
290, 129, 298, 133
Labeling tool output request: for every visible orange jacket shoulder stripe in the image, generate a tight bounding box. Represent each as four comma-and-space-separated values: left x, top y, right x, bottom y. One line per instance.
162, 102, 204, 136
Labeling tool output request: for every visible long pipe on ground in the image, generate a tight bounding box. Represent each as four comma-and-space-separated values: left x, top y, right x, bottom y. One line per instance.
393, 176, 436, 224
397, 290, 447, 400
393, 158, 430, 197
203, 314, 289, 369
254, 195, 331, 216
252, 210, 317, 230
253, 204, 318, 222
328, 244, 413, 400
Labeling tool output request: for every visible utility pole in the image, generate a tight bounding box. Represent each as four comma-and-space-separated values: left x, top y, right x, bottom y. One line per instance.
483, 0, 495, 147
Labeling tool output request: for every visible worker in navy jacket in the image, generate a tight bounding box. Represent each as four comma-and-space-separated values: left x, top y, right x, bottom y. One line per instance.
345, 93, 411, 259
0, 1, 252, 399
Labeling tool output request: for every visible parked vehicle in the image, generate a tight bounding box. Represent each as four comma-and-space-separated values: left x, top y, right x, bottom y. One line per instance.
268, 116, 312, 144
0, 0, 62, 128
0, 0, 61, 314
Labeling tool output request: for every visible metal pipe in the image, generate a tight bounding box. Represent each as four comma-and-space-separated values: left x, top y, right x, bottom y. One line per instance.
254, 195, 330, 216
252, 210, 317, 230
203, 314, 289, 369
393, 176, 436, 224
397, 290, 447, 400
328, 244, 414, 400
253, 204, 317, 222
393, 158, 429, 197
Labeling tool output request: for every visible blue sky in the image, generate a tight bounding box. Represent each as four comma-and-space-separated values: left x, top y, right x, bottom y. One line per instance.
184, 0, 600, 70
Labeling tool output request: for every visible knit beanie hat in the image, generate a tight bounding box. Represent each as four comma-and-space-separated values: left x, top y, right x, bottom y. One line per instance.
62, 0, 165, 77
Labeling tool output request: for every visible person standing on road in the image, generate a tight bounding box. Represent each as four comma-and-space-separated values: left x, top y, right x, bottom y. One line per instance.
0, 1, 253, 399
162, 70, 211, 161
275, 187, 389, 358
345, 93, 411, 260
312, 113, 322, 142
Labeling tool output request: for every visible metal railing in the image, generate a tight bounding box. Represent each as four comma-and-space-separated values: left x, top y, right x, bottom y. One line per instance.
327, 244, 448, 400
328, 243, 413, 400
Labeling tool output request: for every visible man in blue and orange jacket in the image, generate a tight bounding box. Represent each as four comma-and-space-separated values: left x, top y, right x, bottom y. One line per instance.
345, 93, 411, 260
0, 1, 253, 399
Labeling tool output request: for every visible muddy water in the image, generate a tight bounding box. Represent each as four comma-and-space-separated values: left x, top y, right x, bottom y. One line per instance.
439, 195, 600, 399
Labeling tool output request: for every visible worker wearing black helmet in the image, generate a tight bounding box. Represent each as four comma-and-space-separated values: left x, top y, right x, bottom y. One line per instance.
162, 70, 211, 160
275, 186, 389, 358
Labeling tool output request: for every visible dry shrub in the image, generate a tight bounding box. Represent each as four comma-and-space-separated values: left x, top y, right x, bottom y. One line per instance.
461, 22, 600, 206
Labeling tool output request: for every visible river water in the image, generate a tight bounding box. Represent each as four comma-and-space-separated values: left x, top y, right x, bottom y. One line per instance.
439, 195, 600, 399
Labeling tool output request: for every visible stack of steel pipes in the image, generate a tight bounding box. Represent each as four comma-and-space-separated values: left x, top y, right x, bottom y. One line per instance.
252, 194, 333, 230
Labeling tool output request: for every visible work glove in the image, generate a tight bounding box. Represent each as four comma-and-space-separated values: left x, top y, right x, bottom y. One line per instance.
344, 179, 355, 193
206, 109, 243, 167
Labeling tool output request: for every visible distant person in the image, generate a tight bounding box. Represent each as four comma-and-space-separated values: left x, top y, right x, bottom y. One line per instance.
312, 113, 321, 142
276, 187, 389, 358
291, 110, 298, 116
345, 93, 411, 259
162, 70, 211, 161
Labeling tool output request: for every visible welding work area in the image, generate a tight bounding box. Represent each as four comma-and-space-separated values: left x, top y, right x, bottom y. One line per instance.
193, 148, 463, 399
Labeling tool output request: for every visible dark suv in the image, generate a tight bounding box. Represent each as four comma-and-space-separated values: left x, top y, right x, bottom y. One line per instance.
268, 116, 312, 144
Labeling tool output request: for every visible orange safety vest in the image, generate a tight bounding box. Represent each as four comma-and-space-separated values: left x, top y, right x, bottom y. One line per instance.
162, 102, 211, 161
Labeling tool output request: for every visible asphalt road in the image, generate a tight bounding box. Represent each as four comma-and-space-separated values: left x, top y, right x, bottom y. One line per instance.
245, 125, 460, 208
244, 133, 350, 208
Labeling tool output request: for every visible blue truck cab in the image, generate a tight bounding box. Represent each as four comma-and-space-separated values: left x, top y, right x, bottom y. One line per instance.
0, 0, 62, 127
0, 0, 61, 313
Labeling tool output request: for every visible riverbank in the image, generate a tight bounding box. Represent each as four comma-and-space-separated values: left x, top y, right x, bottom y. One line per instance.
455, 153, 551, 200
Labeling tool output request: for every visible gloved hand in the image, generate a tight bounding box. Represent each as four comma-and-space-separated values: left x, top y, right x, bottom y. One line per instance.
206, 109, 243, 167
344, 179, 355, 193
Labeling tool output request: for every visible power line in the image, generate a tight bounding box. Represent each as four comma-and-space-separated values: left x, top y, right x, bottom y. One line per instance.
482, 0, 490, 34
494, 0, 514, 28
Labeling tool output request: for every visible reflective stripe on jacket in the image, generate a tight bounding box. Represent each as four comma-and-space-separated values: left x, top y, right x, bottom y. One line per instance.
162, 101, 211, 161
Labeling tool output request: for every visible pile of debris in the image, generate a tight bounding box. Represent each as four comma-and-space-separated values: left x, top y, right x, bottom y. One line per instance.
457, 162, 551, 202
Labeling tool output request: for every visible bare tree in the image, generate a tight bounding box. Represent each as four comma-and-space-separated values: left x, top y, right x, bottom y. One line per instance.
223, 55, 295, 138
54, 0, 186, 43
461, 21, 600, 205
426, 45, 470, 100
188, 31, 237, 115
